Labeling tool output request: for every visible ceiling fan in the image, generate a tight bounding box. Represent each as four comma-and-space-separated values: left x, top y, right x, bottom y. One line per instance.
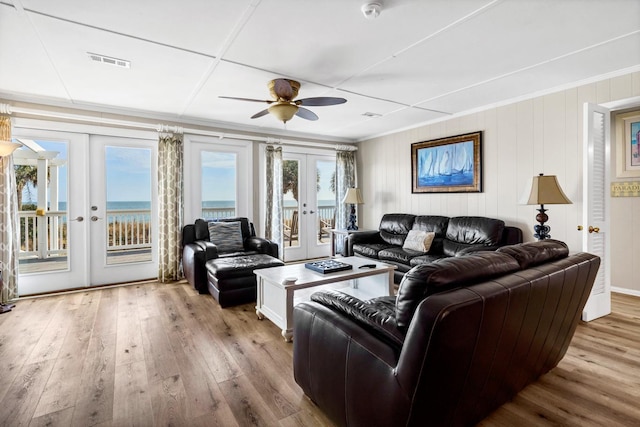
220, 78, 347, 123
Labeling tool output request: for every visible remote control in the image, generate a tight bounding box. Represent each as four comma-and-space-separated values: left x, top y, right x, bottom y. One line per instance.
359, 264, 376, 269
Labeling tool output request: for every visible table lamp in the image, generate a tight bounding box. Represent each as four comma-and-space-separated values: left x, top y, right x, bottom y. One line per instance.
525, 173, 572, 240
342, 188, 364, 230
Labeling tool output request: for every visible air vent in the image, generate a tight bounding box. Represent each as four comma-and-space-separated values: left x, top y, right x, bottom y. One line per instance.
87, 52, 130, 69
362, 112, 382, 118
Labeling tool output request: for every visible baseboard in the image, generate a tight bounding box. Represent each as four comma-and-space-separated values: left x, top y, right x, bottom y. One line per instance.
612, 287, 640, 298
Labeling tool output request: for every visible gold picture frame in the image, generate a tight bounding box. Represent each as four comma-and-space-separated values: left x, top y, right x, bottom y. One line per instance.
615, 111, 640, 178
411, 131, 482, 193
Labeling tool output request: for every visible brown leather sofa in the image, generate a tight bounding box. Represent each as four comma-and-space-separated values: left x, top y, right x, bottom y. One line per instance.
346, 213, 523, 283
293, 240, 600, 426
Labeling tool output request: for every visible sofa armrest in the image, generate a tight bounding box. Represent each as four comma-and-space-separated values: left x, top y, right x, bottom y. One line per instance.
245, 236, 279, 258
346, 230, 383, 256
293, 302, 411, 426
310, 291, 404, 348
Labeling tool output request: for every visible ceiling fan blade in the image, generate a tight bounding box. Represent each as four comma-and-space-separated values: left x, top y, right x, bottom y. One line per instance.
251, 108, 270, 119
296, 97, 347, 107
273, 78, 294, 99
219, 96, 273, 104
295, 107, 319, 121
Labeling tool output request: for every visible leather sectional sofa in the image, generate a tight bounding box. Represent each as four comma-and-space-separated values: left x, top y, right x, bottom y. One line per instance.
346, 213, 523, 283
293, 240, 600, 426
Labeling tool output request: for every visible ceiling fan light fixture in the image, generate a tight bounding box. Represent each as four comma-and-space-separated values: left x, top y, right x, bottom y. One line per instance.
268, 103, 299, 123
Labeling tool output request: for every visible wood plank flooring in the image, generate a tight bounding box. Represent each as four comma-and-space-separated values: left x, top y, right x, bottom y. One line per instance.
0, 283, 638, 426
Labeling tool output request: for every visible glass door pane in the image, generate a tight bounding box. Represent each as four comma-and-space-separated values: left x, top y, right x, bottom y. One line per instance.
201, 151, 237, 219
316, 159, 336, 245
283, 159, 300, 248
15, 140, 69, 274
104, 146, 152, 265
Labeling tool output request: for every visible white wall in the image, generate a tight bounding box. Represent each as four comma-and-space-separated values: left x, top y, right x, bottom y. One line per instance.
357, 71, 640, 293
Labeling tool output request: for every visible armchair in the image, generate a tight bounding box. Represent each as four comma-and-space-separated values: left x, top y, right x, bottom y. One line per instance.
182, 217, 278, 294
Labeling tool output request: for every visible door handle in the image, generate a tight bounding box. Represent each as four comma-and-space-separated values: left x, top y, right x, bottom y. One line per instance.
302, 210, 307, 215
309, 210, 315, 214
577, 225, 600, 233
91, 216, 102, 222
71, 216, 84, 222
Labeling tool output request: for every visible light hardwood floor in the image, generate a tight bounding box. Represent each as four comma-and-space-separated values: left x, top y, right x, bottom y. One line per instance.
0, 283, 638, 426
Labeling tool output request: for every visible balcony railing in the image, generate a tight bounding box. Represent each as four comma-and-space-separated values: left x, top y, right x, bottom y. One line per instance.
18, 209, 152, 260
18, 204, 336, 260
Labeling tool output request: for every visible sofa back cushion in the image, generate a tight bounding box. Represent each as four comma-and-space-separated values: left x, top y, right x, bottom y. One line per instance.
442, 216, 505, 256
396, 251, 520, 329
379, 213, 416, 246
497, 239, 569, 269
413, 215, 449, 236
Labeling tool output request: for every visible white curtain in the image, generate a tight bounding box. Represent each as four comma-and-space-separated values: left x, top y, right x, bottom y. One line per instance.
158, 133, 184, 282
0, 116, 19, 302
335, 148, 357, 254
265, 145, 283, 259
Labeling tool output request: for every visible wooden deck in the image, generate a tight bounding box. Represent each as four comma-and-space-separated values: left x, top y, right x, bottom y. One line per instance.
19, 250, 153, 274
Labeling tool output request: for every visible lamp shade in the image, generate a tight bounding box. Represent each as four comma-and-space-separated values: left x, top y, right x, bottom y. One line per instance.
268, 103, 298, 123
342, 188, 364, 204
526, 174, 572, 205
0, 140, 21, 157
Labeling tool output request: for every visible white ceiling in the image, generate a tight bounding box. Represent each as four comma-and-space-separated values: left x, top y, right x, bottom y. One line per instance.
1, 0, 639, 142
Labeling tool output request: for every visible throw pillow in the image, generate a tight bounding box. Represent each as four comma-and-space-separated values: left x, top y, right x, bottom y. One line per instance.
402, 230, 436, 253
208, 221, 244, 253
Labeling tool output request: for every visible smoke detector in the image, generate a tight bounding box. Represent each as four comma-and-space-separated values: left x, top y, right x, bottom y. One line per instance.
361, 2, 382, 20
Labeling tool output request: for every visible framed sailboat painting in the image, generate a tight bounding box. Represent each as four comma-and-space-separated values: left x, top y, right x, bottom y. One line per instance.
411, 131, 482, 193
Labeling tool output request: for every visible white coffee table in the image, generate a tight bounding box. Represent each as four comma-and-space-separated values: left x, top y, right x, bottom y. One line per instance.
254, 256, 396, 342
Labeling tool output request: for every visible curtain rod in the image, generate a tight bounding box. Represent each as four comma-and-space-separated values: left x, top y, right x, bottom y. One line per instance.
0, 103, 356, 150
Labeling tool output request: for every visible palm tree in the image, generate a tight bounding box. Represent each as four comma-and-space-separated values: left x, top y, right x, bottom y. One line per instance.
14, 165, 38, 210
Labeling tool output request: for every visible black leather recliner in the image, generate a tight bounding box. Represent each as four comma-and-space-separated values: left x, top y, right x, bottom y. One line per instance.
182, 217, 278, 294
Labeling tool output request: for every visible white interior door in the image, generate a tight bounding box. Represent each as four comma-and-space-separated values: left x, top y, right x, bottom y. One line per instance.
283, 152, 335, 261
581, 102, 611, 321
89, 136, 158, 286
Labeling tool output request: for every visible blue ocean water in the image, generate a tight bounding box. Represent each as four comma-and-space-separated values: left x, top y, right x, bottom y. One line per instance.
54, 199, 336, 210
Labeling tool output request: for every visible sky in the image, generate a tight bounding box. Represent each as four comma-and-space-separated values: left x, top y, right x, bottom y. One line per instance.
20, 142, 335, 206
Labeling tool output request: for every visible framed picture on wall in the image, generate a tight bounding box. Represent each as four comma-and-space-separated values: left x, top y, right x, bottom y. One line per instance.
615, 111, 640, 178
411, 131, 482, 193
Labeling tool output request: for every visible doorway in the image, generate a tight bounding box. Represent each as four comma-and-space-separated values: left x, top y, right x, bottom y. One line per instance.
282, 152, 336, 261
13, 129, 158, 295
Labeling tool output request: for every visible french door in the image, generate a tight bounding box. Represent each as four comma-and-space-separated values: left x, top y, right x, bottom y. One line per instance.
14, 128, 157, 295
282, 152, 335, 261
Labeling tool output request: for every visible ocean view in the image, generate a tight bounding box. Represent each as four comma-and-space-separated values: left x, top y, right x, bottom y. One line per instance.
48, 199, 337, 211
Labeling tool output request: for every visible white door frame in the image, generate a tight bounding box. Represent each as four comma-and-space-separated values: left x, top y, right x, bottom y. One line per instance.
581, 96, 640, 320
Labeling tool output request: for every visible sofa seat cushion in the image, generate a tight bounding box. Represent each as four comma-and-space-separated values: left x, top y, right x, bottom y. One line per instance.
353, 243, 394, 259
206, 254, 284, 280
310, 291, 404, 348
409, 254, 447, 267
396, 251, 521, 330
378, 247, 423, 265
